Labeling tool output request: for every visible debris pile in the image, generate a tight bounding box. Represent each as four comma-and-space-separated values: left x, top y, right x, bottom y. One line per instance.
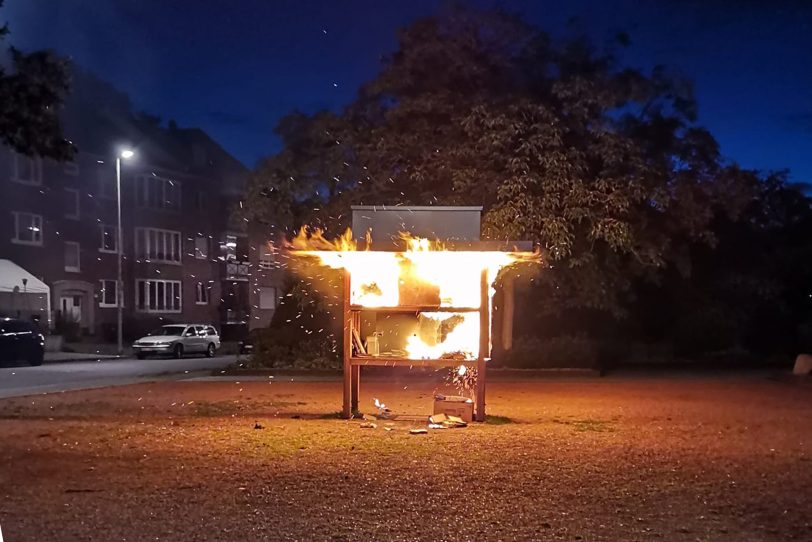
433, 394, 473, 423
428, 412, 467, 429
354, 398, 470, 433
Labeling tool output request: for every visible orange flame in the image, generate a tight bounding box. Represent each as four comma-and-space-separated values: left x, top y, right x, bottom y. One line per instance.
289, 227, 537, 360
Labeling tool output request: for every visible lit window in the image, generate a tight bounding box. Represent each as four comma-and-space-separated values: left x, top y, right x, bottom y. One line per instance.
99, 280, 119, 307
65, 188, 80, 219
194, 236, 208, 259
11, 212, 43, 245
11, 153, 42, 185
195, 282, 210, 304
65, 241, 80, 272
221, 234, 237, 261
135, 279, 181, 313
99, 224, 118, 253
259, 243, 275, 269
259, 287, 279, 309
135, 228, 182, 263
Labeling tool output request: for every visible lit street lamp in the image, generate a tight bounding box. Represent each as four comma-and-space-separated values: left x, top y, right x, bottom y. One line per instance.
116, 149, 134, 355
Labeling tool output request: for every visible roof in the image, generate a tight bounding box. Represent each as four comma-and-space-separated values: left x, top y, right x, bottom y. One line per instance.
351, 205, 483, 243
0, 260, 49, 294
60, 67, 247, 192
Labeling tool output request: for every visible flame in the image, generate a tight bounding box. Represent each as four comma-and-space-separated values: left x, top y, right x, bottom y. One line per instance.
405, 312, 480, 360
290, 227, 537, 360
290, 226, 357, 252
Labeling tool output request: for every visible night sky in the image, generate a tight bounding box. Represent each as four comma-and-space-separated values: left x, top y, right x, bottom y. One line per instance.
4, 1, 811, 182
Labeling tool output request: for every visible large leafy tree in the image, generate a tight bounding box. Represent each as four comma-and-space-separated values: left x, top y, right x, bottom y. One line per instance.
245, 7, 754, 317
0, 0, 75, 160
640, 174, 812, 358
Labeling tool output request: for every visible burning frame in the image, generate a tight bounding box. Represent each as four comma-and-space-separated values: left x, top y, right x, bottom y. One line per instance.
289, 225, 538, 421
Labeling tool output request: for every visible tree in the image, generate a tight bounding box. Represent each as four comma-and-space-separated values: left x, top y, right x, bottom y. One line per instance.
0, 0, 75, 160
245, 7, 752, 318
660, 174, 812, 358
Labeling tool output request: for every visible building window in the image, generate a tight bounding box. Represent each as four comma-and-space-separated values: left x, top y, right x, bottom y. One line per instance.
99, 279, 119, 307
194, 236, 208, 259
64, 161, 79, 176
259, 243, 275, 269
65, 188, 80, 219
135, 279, 181, 313
195, 281, 210, 304
11, 212, 43, 245
97, 167, 116, 199
220, 234, 248, 262
135, 228, 181, 263
135, 175, 181, 211
221, 234, 237, 261
259, 287, 279, 309
99, 224, 118, 253
65, 241, 80, 272
11, 153, 42, 185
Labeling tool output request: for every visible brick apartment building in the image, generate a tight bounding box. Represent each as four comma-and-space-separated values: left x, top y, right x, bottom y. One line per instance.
0, 135, 284, 341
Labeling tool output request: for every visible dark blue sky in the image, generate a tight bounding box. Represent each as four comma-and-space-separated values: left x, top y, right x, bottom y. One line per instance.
4, 1, 811, 182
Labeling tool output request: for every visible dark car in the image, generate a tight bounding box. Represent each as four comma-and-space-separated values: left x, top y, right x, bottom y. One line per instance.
238, 337, 253, 355
0, 317, 45, 366
238, 328, 262, 355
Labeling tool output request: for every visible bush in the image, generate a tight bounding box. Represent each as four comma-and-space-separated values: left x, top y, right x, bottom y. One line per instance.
243, 327, 340, 370
626, 342, 675, 365
671, 306, 739, 357
495, 334, 599, 369
54, 312, 81, 342
797, 320, 812, 353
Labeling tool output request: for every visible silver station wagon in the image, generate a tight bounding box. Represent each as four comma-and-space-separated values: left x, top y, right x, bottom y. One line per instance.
132, 324, 220, 359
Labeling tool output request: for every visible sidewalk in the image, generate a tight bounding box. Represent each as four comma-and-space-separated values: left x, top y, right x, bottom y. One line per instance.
44, 351, 121, 363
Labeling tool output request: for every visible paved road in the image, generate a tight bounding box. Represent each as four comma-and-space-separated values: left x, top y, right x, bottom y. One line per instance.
0, 355, 237, 399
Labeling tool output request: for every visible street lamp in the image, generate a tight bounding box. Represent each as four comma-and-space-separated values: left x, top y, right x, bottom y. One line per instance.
116, 149, 134, 355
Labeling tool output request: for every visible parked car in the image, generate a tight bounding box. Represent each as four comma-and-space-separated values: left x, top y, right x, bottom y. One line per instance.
238, 328, 266, 355
0, 317, 45, 366
238, 336, 253, 355
132, 324, 220, 359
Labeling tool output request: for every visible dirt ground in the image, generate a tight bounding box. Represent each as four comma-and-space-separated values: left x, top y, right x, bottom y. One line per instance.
0, 373, 809, 541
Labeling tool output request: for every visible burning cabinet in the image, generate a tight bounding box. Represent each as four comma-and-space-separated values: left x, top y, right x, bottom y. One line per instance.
342, 266, 493, 421
290, 206, 536, 422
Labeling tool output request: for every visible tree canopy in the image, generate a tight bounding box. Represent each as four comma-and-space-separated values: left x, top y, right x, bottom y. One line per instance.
0, 0, 75, 160
244, 7, 810, 361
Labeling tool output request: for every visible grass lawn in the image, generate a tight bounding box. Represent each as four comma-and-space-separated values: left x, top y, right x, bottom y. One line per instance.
0, 374, 809, 540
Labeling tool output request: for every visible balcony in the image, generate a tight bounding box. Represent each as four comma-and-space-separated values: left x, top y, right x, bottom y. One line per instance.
219, 306, 250, 325
223, 260, 249, 281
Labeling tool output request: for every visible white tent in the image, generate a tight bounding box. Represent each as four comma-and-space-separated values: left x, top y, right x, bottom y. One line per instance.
0, 259, 51, 328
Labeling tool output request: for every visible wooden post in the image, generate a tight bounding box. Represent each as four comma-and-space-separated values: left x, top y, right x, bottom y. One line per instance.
501, 272, 515, 351
351, 312, 360, 413
351, 365, 360, 413
476, 268, 489, 422
342, 270, 352, 419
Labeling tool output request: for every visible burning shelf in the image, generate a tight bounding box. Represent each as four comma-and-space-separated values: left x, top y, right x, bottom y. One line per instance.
289, 206, 538, 421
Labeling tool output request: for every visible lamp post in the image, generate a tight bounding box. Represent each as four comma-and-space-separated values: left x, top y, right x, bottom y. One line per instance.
116, 149, 134, 355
